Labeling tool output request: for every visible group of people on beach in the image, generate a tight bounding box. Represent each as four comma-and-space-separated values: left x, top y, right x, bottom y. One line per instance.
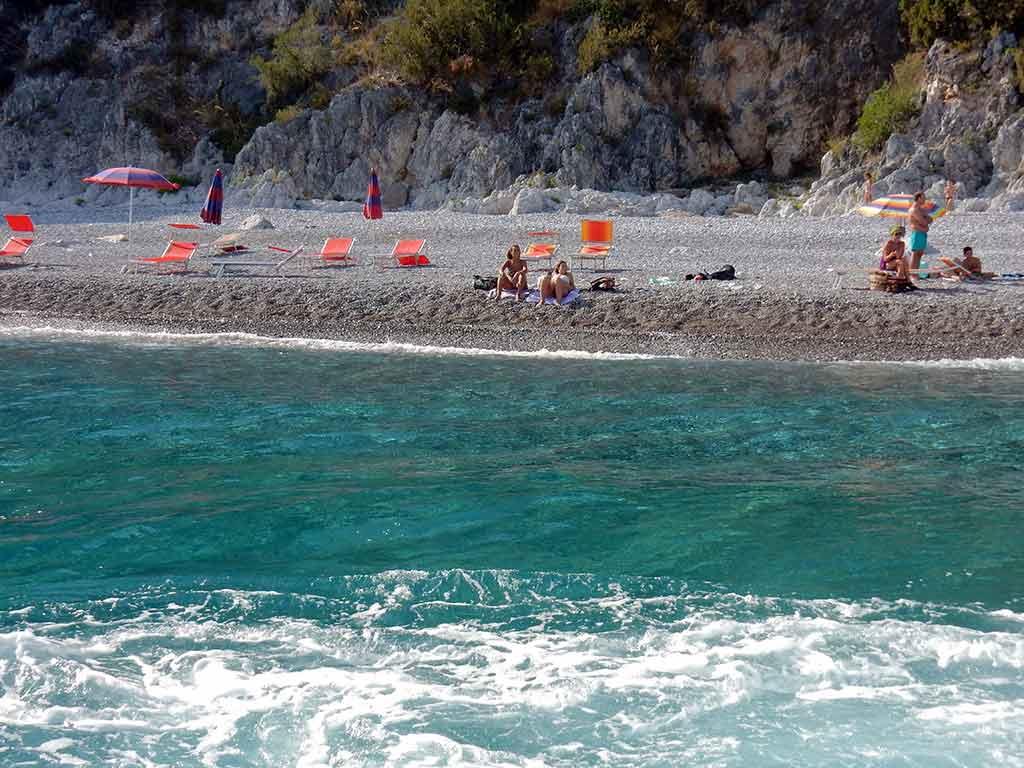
496, 245, 575, 304
877, 190, 988, 283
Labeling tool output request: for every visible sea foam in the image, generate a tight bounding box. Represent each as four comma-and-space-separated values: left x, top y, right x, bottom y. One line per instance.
4, 322, 1024, 369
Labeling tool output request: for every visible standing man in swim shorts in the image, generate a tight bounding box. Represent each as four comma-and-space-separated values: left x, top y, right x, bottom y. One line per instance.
907, 191, 932, 277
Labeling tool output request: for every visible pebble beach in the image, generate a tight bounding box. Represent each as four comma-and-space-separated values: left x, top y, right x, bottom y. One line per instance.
2, 204, 1023, 361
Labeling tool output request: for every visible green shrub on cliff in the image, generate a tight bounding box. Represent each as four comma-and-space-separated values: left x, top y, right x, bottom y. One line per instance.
577, 19, 645, 72
251, 9, 333, 110
900, 0, 1024, 48
381, 0, 524, 84
852, 54, 924, 151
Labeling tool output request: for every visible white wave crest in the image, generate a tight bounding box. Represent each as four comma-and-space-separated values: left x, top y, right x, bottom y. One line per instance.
2, 586, 1023, 767
0, 323, 677, 362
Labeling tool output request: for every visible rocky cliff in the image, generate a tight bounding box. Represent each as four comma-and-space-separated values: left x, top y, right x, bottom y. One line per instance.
0, 0, 301, 205
0, 0, 914, 210
232, 0, 902, 208
794, 32, 1024, 216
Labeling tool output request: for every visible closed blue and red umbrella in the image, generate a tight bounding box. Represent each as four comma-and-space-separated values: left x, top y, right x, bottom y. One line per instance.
200, 168, 224, 225
363, 168, 383, 221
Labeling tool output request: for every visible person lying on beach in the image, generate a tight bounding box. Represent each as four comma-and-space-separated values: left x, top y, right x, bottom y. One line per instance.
931, 246, 994, 280
537, 260, 575, 304
880, 226, 908, 279
497, 244, 528, 302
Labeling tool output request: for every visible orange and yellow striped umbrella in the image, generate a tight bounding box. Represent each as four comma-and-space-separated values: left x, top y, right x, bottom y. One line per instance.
858, 194, 947, 219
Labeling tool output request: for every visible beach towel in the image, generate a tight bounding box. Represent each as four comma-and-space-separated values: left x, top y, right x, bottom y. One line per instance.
530, 288, 580, 305
488, 287, 580, 305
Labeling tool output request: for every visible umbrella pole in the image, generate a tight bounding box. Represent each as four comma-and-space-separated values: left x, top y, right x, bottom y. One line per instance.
128, 186, 134, 246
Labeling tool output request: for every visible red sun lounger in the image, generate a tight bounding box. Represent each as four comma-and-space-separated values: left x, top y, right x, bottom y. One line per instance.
376, 239, 430, 269
317, 237, 356, 267
0, 214, 35, 263
122, 240, 199, 273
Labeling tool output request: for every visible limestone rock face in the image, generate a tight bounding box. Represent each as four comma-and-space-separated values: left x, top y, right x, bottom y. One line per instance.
0, 0, 918, 209
228, 0, 901, 207
799, 34, 1024, 216
0, 0, 299, 204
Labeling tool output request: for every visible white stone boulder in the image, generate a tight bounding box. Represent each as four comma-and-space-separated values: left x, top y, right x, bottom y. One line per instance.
240, 214, 274, 230
508, 188, 548, 216
685, 188, 715, 215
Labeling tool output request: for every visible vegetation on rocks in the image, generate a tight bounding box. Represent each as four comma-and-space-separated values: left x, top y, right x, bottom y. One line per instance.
852, 53, 924, 151
251, 9, 335, 111
899, 0, 1024, 49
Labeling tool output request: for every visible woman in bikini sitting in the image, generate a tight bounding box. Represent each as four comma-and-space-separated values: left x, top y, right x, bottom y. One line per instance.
496, 244, 528, 302
537, 260, 575, 304
880, 226, 908, 279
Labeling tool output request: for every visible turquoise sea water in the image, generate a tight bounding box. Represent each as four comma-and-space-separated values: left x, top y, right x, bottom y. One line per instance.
1, 329, 1023, 767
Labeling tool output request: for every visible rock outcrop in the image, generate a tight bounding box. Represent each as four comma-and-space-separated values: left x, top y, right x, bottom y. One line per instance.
798, 34, 1024, 216
231, 0, 901, 208
0, 0, 302, 205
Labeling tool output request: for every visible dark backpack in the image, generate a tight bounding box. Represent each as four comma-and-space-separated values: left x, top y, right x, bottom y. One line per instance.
474, 275, 498, 291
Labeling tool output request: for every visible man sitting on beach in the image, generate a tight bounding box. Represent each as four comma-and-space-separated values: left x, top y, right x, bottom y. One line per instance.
933, 246, 993, 280
496, 244, 528, 302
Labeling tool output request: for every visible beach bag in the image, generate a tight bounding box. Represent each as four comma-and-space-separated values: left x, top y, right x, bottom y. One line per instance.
707, 264, 735, 280
590, 276, 616, 291
868, 270, 914, 293
474, 275, 498, 291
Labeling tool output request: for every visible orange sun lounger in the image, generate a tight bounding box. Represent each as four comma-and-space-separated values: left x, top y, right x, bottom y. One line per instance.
523, 231, 559, 268
317, 237, 357, 267
122, 240, 199, 273
573, 219, 614, 271
376, 239, 430, 269
0, 214, 35, 263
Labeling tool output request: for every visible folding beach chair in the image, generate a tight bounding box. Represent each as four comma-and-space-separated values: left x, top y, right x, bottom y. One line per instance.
573, 219, 613, 271
375, 239, 430, 269
211, 232, 249, 254
523, 230, 558, 268
0, 214, 35, 264
209, 244, 304, 276
315, 237, 357, 267
122, 240, 199, 273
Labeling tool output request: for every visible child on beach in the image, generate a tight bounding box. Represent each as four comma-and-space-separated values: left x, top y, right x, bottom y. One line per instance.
496, 244, 528, 302
944, 179, 957, 212
863, 172, 875, 204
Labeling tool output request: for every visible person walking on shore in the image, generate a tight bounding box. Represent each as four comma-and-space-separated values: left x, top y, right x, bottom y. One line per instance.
944, 179, 957, 212
863, 172, 875, 204
907, 191, 932, 276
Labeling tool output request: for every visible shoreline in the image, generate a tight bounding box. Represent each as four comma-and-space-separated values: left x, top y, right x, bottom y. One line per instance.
3, 207, 1024, 363
3, 274, 1024, 362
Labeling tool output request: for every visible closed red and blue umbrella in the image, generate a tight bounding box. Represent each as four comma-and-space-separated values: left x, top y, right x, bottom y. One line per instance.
200, 168, 224, 225
363, 169, 383, 220
82, 166, 180, 244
